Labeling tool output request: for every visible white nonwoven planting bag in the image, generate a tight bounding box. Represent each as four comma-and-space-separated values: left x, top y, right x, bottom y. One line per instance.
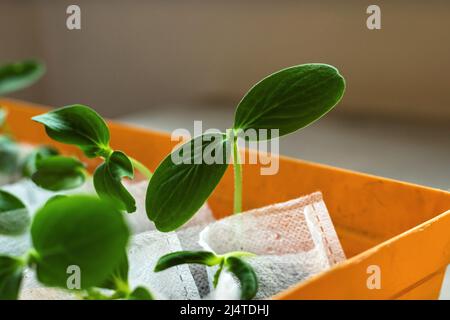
176, 224, 215, 298
128, 230, 200, 299
198, 192, 346, 299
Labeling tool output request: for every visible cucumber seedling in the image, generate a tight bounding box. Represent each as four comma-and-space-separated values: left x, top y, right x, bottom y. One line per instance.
146, 64, 346, 231
30, 105, 259, 299
32, 105, 153, 213
155, 250, 258, 299
150, 64, 346, 299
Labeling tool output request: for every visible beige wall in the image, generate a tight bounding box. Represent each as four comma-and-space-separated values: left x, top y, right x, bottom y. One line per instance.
1, 0, 449, 120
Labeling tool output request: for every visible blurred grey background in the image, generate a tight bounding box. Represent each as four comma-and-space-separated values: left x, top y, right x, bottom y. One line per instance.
1, 0, 450, 189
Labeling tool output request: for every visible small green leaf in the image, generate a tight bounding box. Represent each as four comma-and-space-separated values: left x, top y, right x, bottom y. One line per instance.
146, 133, 230, 232
0, 60, 45, 96
31, 156, 86, 191
128, 286, 154, 300
233, 64, 345, 140
0, 136, 20, 174
225, 256, 258, 300
0, 255, 24, 300
93, 151, 136, 213
32, 105, 111, 158
106, 151, 134, 179
154, 251, 222, 272
0, 190, 29, 235
22, 145, 59, 178
31, 195, 130, 289
0, 190, 25, 213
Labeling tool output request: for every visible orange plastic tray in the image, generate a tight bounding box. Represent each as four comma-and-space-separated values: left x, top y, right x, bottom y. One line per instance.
2, 98, 450, 300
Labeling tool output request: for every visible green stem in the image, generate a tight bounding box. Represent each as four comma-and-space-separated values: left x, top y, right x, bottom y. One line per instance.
23, 248, 40, 267
111, 279, 131, 299
232, 135, 242, 214
213, 260, 225, 288
99, 146, 113, 158
130, 157, 153, 180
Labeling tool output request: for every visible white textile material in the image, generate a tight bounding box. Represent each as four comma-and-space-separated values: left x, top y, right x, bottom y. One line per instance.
199, 192, 346, 299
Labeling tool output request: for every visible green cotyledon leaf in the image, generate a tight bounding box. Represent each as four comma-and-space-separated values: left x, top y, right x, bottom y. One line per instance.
225, 256, 258, 300
31, 195, 130, 289
154, 251, 222, 272
93, 151, 136, 213
146, 133, 230, 232
233, 64, 345, 140
31, 156, 86, 191
0, 190, 29, 235
32, 105, 111, 158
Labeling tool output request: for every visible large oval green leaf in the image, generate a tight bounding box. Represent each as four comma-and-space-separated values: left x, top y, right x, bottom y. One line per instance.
31, 195, 130, 289
233, 64, 345, 139
0, 255, 24, 300
146, 133, 230, 232
93, 151, 136, 213
31, 156, 86, 191
0, 190, 29, 235
32, 105, 110, 158
0, 60, 45, 96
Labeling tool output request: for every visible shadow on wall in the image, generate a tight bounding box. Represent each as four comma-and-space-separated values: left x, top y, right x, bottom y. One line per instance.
1, 0, 449, 120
